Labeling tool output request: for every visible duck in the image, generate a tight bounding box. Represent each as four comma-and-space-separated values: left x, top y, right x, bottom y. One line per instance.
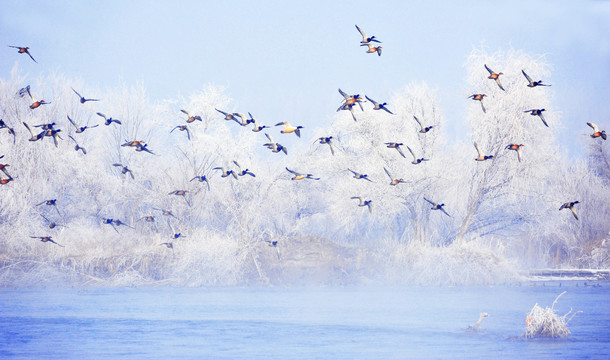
0, 123, 16, 144
153, 208, 178, 219
233, 113, 253, 126
43, 128, 62, 147
233, 161, 256, 177
112, 219, 134, 229
338, 88, 365, 111
414, 115, 434, 133
524, 109, 548, 127
214, 166, 238, 179
522, 70, 551, 87
30, 236, 64, 247
113, 163, 135, 179
365, 96, 394, 114
361, 43, 382, 56
121, 140, 146, 147
72, 88, 99, 103
559, 201, 580, 220
68, 115, 99, 133
384, 167, 405, 186
181, 109, 202, 123
9, 46, 37, 63
263, 133, 288, 154
286, 167, 320, 180
316, 136, 335, 155
23, 122, 45, 142
216, 108, 238, 121
249, 113, 268, 132
337, 102, 359, 121
484, 64, 505, 91
424, 197, 451, 217
29, 99, 51, 109
505, 144, 524, 162
474, 142, 494, 161
69, 135, 87, 154
468, 94, 487, 113
351, 196, 373, 213
276, 121, 303, 137
0, 161, 11, 179
168, 190, 191, 206
101, 217, 119, 233
40, 214, 68, 229
36, 199, 61, 216
34, 122, 56, 131
385, 142, 406, 158
355, 25, 381, 44
190, 175, 210, 190
96, 112, 122, 126
587, 123, 607, 140
171, 125, 191, 140
348, 168, 373, 182
265, 240, 281, 260
135, 143, 155, 155
169, 223, 187, 239
0, 177, 14, 185
138, 215, 156, 223
407, 146, 429, 164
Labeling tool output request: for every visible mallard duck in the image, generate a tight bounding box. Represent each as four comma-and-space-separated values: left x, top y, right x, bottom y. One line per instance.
484, 64, 505, 91
522, 70, 551, 87
474, 142, 494, 161
365, 96, 394, 114
36, 199, 61, 216
121, 140, 146, 147
43, 128, 62, 147
135, 143, 155, 155
505, 144, 524, 162
407, 146, 429, 164
190, 175, 210, 190
181, 109, 202, 123
9, 45, 37, 63
468, 94, 487, 113
153, 208, 178, 219
355, 25, 382, 44
101, 217, 119, 233
113, 163, 135, 179
559, 201, 580, 220
233, 161, 256, 177
338, 88, 365, 111
385, 142, 406, 158
414, 115, 434, 133
286, 167, 320, 180
348, 168, 372, 182
384, 167, 405, 186
249, 113, 268, 132
160, 242, 174, 252
171, 125, 191, 140
168, 190, 191, 207
215, 108, 238, 121
29, 99, 51, 109
361, 43, 382, 56
30, 236, 64, 247
233, 113, 253, 126
316, 136, 335, 155
276, 121, 303, 137
214, 166, 238, 179
424, 197, 450, 217
40, 214, 68, 229
0, 161, 11, 179
96, 112, 121, 126
263, 133, 288, 154
72, 88, 99, 103
23, 122, 45, 142
69, 135, 86, 154
351, 196, 372, 213
112, 219, 134, 229
265, 240, 281, 260
587, 123, 607, 140
524, 109, 548, 127
68, 115, 99, 133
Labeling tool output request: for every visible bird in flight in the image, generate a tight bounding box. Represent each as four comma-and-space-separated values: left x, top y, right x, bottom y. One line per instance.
355, 25, 382, 44
72, 88, 99, 103
9, 46, 37, 63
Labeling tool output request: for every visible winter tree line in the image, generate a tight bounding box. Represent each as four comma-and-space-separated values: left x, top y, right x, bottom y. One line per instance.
0, 49, 608, 286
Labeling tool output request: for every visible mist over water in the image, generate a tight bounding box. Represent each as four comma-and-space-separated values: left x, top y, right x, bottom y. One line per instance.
1, 285, 608, 359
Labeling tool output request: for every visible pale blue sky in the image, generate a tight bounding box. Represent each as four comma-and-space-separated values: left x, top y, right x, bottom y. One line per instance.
2, 0, 609, 158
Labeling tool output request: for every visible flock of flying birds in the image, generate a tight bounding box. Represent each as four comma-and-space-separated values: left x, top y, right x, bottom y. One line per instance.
1, 29, 607, 249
